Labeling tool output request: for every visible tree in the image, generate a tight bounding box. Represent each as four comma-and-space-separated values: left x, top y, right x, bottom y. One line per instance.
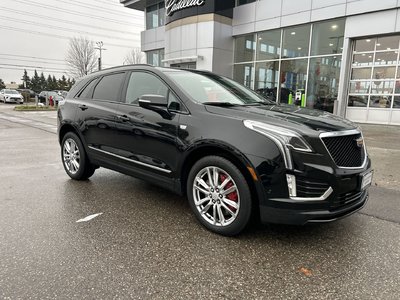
0, 78, 6, 89
19, 69, 32, 89
39, 72, 46, 91
31, 70, 40, 93
58, 75, 67, 90
124, 48, 145, 65
66, 36, 98, 79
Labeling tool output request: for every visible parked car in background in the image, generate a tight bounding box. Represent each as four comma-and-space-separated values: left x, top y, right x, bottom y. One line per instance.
0, 89, 24, 104
58, 65, 373, 236
38, 91, 64, 105
17, 89, 36, 98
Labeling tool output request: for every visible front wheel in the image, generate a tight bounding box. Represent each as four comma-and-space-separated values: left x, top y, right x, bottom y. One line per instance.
187, 156, 252, 236
61, 132, 96, 180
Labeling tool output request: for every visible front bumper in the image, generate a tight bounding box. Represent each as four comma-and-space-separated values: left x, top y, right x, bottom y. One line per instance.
260, 189, 368, 225
248, 150, 372, 225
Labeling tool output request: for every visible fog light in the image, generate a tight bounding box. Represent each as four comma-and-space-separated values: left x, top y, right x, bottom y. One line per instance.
286, 174, 297, 197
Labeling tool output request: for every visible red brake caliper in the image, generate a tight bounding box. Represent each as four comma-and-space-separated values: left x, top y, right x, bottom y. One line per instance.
219, 174, 238, 212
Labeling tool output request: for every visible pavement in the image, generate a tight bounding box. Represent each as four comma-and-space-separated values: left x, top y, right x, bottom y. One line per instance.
0, 103, 399, 299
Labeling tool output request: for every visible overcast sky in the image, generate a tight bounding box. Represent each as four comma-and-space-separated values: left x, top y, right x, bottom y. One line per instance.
0, 0, 144, 83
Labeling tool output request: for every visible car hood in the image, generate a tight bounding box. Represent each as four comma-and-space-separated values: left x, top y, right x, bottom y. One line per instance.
4, 93, 22, 97
204, 103, 357, 136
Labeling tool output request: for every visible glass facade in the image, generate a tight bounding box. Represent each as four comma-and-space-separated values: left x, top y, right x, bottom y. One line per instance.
348, 35, 400, 109
234, 18, 345, 113
146, 49, 165, 67
145, 2, 165, 30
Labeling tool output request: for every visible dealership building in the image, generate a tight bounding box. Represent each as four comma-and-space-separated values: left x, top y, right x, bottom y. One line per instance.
121, 0, 400, 125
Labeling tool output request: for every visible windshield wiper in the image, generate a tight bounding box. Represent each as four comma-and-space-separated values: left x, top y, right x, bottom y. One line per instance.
243, 102, 275, 106
202, 102, 240, 107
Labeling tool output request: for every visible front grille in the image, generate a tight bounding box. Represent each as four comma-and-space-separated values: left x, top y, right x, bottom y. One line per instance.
296, 177, 330, 198
331, 190, 364, 210
321, 133, 365, 168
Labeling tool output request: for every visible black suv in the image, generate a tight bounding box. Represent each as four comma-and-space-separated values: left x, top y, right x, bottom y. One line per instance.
58, 65, 372, 236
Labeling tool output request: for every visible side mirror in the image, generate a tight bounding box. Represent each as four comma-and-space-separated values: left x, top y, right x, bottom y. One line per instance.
138, 94, 168, 108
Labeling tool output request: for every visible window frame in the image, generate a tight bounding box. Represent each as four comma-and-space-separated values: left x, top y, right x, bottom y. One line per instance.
91, 72, 127, 103
121, 70, 189, 114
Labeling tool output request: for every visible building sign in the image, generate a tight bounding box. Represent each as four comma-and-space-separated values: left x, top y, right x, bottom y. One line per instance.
166, 0, 205, 17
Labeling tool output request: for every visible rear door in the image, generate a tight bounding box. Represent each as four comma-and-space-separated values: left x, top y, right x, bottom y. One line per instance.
74, 72, 127, 163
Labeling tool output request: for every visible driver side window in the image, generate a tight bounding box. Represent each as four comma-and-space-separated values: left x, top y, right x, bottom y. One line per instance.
125, 72, 168, 105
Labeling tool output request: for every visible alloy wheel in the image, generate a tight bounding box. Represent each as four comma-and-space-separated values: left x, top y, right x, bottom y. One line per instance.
63, 138, 80, 175
192, 166, 240, 227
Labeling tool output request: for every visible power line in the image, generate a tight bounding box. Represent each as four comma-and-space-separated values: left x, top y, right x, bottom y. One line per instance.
0, 53, 65, 62
11, 0, 143, 26
0, 7, 143, 34
0, 57, 67, 67
60, 0, 139, 18
0, 25, 137, 49
0, 16, 139, 43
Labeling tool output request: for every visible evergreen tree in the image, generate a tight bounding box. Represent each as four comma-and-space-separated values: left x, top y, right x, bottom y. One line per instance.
47, 75, 53, 90
31, 70, 40, 93
39, 72, 46, 91
52, 75, 58, 90
0, 78, 6, 90
58, 75, 67, 90
20, 69, 32, 89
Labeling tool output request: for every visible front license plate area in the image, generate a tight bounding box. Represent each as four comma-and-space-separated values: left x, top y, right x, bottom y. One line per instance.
361, 171, 373, 190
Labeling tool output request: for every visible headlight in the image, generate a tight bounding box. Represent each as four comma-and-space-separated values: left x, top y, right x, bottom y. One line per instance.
243, 120, 313, 169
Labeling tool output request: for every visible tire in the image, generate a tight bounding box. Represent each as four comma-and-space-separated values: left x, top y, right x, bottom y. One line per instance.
187, 156, 252, 236
61, 132, 96, 180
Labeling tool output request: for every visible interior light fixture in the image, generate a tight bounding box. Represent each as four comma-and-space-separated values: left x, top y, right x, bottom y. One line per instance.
377, 43, 381, 46
387, 47, 391, 50
366, 39, 371, 42
362, 53, 366, 56
297, 47, 302, 50
331, 24, 338, 29
329, 43, 334, 47
291, 32, 296, 35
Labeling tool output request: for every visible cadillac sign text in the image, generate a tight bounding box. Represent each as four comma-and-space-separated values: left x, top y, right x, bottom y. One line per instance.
166, 0, 205, 17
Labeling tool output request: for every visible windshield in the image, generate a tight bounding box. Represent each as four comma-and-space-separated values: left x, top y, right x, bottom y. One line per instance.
167, 71, 275, 106
5, 90, 19, 94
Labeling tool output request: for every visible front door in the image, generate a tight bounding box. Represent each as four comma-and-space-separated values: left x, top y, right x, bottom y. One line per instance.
113, 71, 185, 180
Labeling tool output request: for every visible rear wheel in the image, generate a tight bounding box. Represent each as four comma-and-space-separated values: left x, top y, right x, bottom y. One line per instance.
61, 132, 96, 180
187, 156, 252, 236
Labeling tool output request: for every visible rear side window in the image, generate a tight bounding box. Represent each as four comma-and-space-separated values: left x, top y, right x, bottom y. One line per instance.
125, 72, 168, 104
92, 72, 126, 102
76, 78, 98, 99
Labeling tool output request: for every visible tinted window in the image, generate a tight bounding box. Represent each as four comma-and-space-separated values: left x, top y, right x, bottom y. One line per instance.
76, 78, 98, 99
93, 73, 125, 101
125, 72, 168, 104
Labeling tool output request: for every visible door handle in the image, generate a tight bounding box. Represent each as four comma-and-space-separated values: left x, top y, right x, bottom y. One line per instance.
78, 104, 88, 111
117, 115, 130, 122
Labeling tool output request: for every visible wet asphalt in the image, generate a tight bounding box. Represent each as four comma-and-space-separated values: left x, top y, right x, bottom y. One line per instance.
0, 105, 399, 299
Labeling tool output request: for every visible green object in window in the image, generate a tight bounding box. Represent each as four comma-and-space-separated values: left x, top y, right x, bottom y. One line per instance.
301, 94, 306, 107
288, 93, 293, 105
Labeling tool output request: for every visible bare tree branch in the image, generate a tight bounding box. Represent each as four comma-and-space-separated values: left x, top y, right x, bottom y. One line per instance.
124, 48, 145, 65
66, 37, 98, 79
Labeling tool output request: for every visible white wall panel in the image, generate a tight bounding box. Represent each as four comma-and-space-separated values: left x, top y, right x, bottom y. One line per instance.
282, 0, 312, 16
232, 2, 256, 26
181, 24, 197, 51
281, 10, 311, 27
311, 4, 346, 22
346, 0, 397, 16
256, 0, 282, 21
312, 0, 346, 9
345, 10, 397, 38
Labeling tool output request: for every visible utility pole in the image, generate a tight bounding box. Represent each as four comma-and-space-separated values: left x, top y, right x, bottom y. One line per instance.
95, 41, 107, 71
